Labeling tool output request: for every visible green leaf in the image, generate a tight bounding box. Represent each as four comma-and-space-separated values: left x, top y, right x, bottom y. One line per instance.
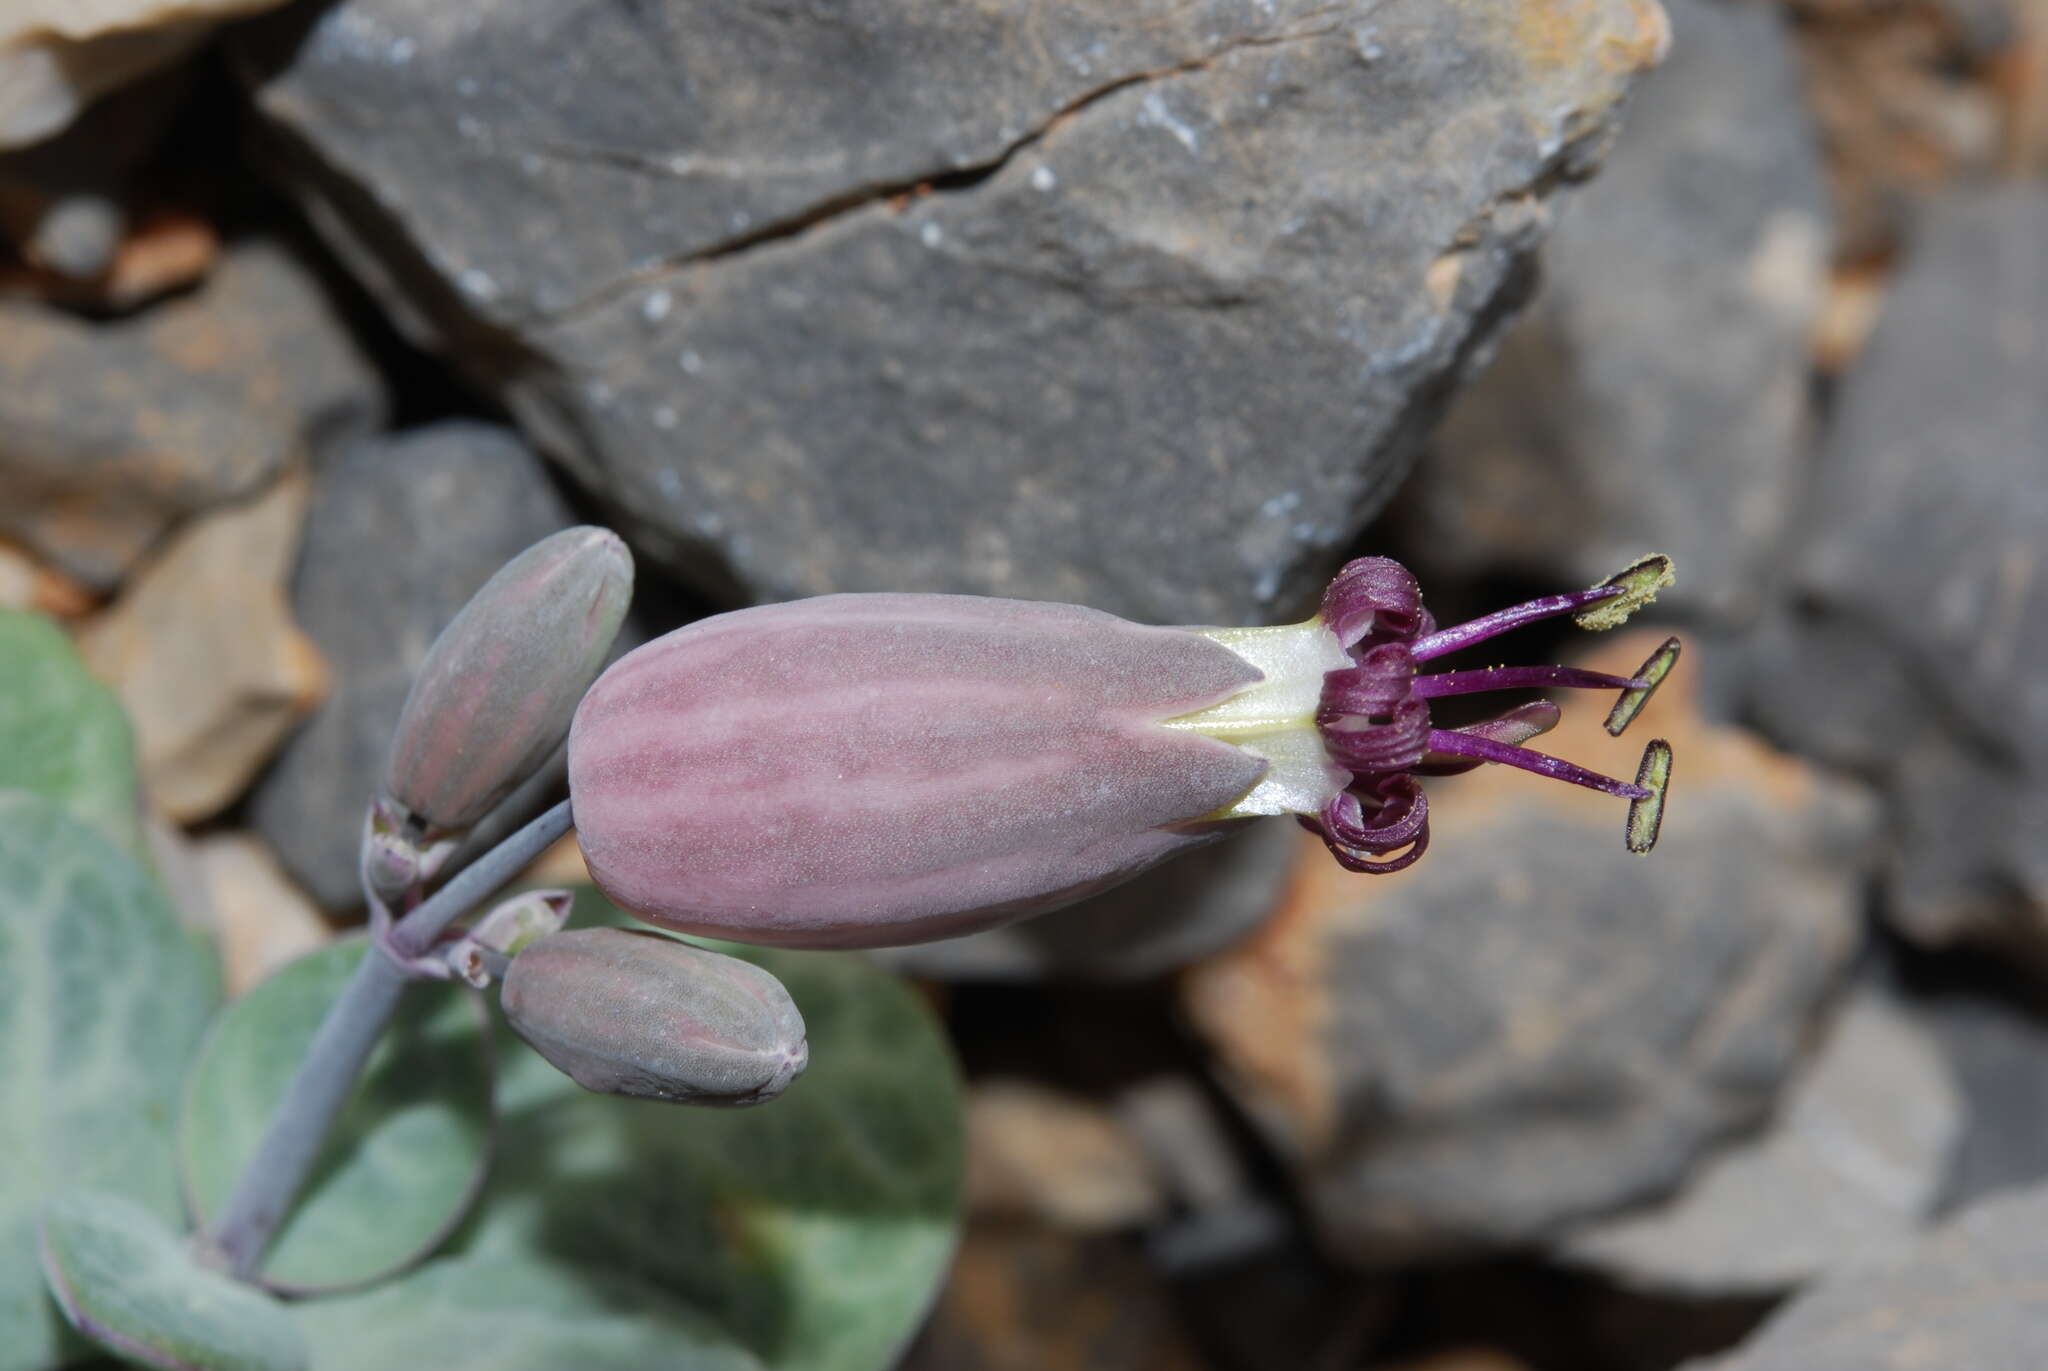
0, 793, 221, 1371
0, 610, 143, 859
179, 939, 494, 1294
39, 1190, 307, 1371
293, 1255, 762, 1371
466, 891, 965, 1371
297, 889, 964, 1371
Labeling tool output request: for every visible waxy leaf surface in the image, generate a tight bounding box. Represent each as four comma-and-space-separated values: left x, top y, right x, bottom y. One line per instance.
39, 1189, 306, 1371
0, 611, 143, 859
0, 794, 219, 1371
180, 938, 494, 1293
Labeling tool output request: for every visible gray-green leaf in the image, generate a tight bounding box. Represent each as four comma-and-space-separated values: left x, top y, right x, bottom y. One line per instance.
180, 939, 494, 1294
39, 1189, 307, 1371
0, 610, 143, 859
0, 793, 221, 1371
299, 889, 964, 1371
293, 1254, 762, 1371
465, 894, 965, 1371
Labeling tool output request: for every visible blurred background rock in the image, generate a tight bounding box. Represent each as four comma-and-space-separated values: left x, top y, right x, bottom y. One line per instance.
5, 0, 2047, 1366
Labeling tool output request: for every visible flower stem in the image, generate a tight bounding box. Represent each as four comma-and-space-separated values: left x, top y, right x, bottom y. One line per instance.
199, 799, 574, 1280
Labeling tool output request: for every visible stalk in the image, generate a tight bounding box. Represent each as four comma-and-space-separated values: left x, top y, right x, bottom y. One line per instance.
199, 800, 574, 1279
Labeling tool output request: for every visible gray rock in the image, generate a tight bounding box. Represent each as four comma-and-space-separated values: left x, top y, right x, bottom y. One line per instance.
1738, 187, 2048, 962
0, 238, 383, 589
1914, 977, 2048, 1209
1682, 1182, 2048, 1371
237, 0, 1668, 624
1181, 637, 1874, 1264
1397, 0, 1828, 624
250, 421, 580, 910
1559, 986, 1963, 1296
869, 815, 1296, 982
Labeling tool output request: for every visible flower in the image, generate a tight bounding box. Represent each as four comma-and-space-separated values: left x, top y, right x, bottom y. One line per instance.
567, 558, 1677, 950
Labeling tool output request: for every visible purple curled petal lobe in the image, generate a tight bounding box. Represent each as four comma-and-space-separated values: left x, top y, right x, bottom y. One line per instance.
1317, 643, 1416, 721
1322, 775, 1427, 851
1320, 557, 1427, 651
569, 594, 1267, 949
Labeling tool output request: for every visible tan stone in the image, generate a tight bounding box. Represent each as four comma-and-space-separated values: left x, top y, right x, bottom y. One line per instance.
98, 211, 222, 311
0, 535, 95, 618
518, 831, 592, 887
79, 470, 326, 823
191, 831, 332, 996
0, 0, 290, 149
966, 1081, 1163, 1232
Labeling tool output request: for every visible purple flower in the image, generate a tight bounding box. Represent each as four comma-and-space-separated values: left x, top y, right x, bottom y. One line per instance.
567, 558, 1677, 950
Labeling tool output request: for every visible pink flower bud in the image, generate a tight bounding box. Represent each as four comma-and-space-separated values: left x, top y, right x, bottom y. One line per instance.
567, 594, 1267, 949
384, 526, 633, 835
500, 927, 807, 1106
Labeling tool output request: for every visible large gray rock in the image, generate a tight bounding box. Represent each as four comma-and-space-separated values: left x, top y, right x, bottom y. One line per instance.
250, 421, 580, 910
1683, 1183, 2048, 1371
1559, 986, 1962, 1296
0, 238, 382, 589
1397, 0, 1828, 624
1738, 188, 2048, 964
236, 0, 1669, 624
1181, 635, 1874, 1264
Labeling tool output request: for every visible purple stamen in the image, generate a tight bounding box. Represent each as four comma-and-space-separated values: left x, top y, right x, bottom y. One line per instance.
1413, 665, 1649, 699
1411, 586, 1626, 663
1414, 701, 1561, 776
1423, 728, 1651, 800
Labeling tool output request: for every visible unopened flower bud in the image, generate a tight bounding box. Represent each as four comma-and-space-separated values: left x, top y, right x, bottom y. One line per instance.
500, 927, 807, 1106
382, 526, 633, 837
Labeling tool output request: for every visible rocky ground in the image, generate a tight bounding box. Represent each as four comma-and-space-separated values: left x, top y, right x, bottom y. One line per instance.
5, 0, 2047, 1368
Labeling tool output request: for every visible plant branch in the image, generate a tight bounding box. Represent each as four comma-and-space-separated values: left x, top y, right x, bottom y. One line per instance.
198, 799, 575, 1280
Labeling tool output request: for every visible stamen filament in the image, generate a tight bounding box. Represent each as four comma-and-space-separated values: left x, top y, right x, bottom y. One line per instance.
1413, 665, 1649, 699
1412, 587, 1625, 662
1423, 728, 1651, 799
1414, 701, 1560, 776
